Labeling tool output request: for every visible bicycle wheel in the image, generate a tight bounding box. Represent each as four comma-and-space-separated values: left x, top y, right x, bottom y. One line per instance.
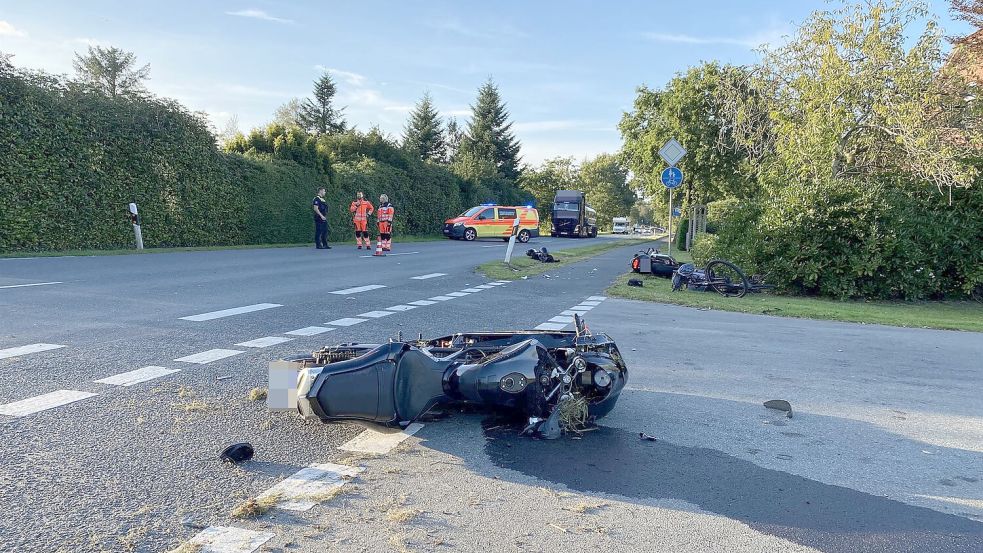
705, 259, 749, 298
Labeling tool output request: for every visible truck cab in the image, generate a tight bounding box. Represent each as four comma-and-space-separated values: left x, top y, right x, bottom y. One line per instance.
612, 217, 630, 234
551, 190, 598, 238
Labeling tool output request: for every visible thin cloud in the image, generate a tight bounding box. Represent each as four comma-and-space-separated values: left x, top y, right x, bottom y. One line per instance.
643, 27, 789, 49
426, 18, 527, 40
314, 65, 367, 86
0, 20, 28, 38
225, 9, 294, 25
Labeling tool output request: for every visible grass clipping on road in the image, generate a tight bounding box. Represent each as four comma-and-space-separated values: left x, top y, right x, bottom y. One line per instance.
607, 263, 983, 333
476, 238, 654, 281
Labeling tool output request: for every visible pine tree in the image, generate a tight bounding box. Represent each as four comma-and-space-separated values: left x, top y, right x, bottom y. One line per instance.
72, 46, 150, 99
445, 117, 463, 161
459, 79, 522, 180
298, 72, 346, 135
402, 92, 447, 162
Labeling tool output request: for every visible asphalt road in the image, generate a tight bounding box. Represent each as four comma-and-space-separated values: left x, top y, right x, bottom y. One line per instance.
1, 236, 980, 553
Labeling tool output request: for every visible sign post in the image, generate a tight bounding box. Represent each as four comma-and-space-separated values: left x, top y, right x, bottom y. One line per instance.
658, 139, 687, 255
503, 217, 521, 265
128, 202, 144, 250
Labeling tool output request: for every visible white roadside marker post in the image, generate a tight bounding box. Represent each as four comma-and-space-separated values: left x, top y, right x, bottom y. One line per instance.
128, 202, 144, 250
504, 217, 520, 265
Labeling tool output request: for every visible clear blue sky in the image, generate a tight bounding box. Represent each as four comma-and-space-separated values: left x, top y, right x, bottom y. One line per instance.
0, 0, 970, 164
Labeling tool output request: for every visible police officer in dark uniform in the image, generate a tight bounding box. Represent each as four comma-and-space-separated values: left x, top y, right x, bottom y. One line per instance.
312, 187, 331, 249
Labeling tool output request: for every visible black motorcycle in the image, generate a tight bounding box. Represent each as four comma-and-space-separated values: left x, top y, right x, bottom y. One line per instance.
287, 315, 627, 439
631, 248, 680, 278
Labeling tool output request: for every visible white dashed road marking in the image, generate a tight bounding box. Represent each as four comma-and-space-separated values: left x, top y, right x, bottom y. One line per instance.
408, 300, 437, 306
579, 300, 602, 306
385, 305, 417, 312
587, 296, 607, 301
285, 326, 334, 336
236, 336, 294, 348
0, 281, 63, 289
339, 423, 425, 454
326, 317, 368, 327
359, 251, 420, 258
446, 292, 469, 297
174, 349, 244, 364
560, 310, 580, 316
179, 303, 281, 322
474, 284, 495, 289
429, 295, 455, 301
534, 322, 568, 331
256, 463, 363, 512
95, 366, 180, 387
411, 273, 446, 280
329, 284, 386, 295
358, 310, 395, 319
181, 526, 275, 553
0, 343, 66, 360
461, 288, 483, 293
0, 390, 96, 417
570, 305, 594, 311
549, 316, 575, 324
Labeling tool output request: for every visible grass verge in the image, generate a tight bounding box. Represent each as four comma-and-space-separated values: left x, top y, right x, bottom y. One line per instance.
0, 235, 444, 259
607, 249, 983, 332
476, 237, 660, 281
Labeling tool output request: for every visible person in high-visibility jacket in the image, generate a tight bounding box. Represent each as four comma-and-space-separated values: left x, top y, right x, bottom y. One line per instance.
376, 194, 395, 251
349, 191, 374, 249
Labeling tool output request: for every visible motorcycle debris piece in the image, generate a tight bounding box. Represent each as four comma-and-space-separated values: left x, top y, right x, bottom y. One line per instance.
219, 443, 254, 464
764, 399, 793, 418
639, 432, 657, 442
628, 278, 643, 287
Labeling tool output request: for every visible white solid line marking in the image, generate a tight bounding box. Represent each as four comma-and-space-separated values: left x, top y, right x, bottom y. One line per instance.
329, 284, 386, 295
0, 390, 96, 417
358, 310, 394, 319
174, 349, 244, 364
587, 296, 607, 301
0, 281, 63, 289
179, 303, 282, 322
256, 463, 363, 511
326, 317, 368, 327
429, 295, 455, 301
386, 305, 417, 312
236, 336, 294, 348
182, 526, 275, 553
339, 423, 425, 454
411, 273, 446, 280
446, 292, 470, 297
461, 288, 483, 293
579, 300, 602, 306
480, 245, 505, 248
408, 300, 437, 306
535, 322, 569, 331
285, 326, 334, 336
0, 343, 66, 360
474, 284, 495, 289
95, 366, 180, 387
549, 315, 575, 323
359, 251, 420, 258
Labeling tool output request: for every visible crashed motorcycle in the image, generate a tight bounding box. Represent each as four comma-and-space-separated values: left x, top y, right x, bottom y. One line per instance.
284, 315, 627, 439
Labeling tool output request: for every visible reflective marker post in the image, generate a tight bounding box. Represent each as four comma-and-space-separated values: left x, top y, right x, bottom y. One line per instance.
128, 202, 144, 250
504, 217, 521, 264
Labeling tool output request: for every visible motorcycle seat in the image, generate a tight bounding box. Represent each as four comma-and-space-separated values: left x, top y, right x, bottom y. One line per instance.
394, 349, 448, 422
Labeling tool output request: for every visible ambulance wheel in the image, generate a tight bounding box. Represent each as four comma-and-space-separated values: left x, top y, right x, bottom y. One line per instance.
517, 230, 531, 243
464, 228, 477, 241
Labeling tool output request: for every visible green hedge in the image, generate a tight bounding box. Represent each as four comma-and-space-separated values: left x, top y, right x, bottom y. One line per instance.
0, 65, 499, 252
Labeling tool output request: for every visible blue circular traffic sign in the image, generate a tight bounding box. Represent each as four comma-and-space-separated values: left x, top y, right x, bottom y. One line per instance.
661, 167, 683, 189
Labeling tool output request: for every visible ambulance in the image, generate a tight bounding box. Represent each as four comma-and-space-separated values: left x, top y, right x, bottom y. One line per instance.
443, 204, 540, 242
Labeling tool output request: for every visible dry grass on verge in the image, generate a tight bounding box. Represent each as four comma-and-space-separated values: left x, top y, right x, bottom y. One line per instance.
247, 387, 267, 401
230, 493, 281, 519
386, 507, 422, 524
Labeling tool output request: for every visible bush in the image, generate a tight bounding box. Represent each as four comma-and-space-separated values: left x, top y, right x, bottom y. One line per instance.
690, 233, 721, 266
674, 218, 689, 251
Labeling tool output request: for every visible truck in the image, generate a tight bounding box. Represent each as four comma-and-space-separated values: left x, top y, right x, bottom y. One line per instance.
612, 217, 630, 234
550, 190, 597, 238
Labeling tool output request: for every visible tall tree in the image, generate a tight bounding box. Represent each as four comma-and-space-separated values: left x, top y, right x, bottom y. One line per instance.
459, 79, 522, 180
402, 92, 447, 162
273, 98, 304, 128
298, 72, 346, 135
445, 117, 464, 161
579, 154, 635, 228
72, 46, 150, 99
